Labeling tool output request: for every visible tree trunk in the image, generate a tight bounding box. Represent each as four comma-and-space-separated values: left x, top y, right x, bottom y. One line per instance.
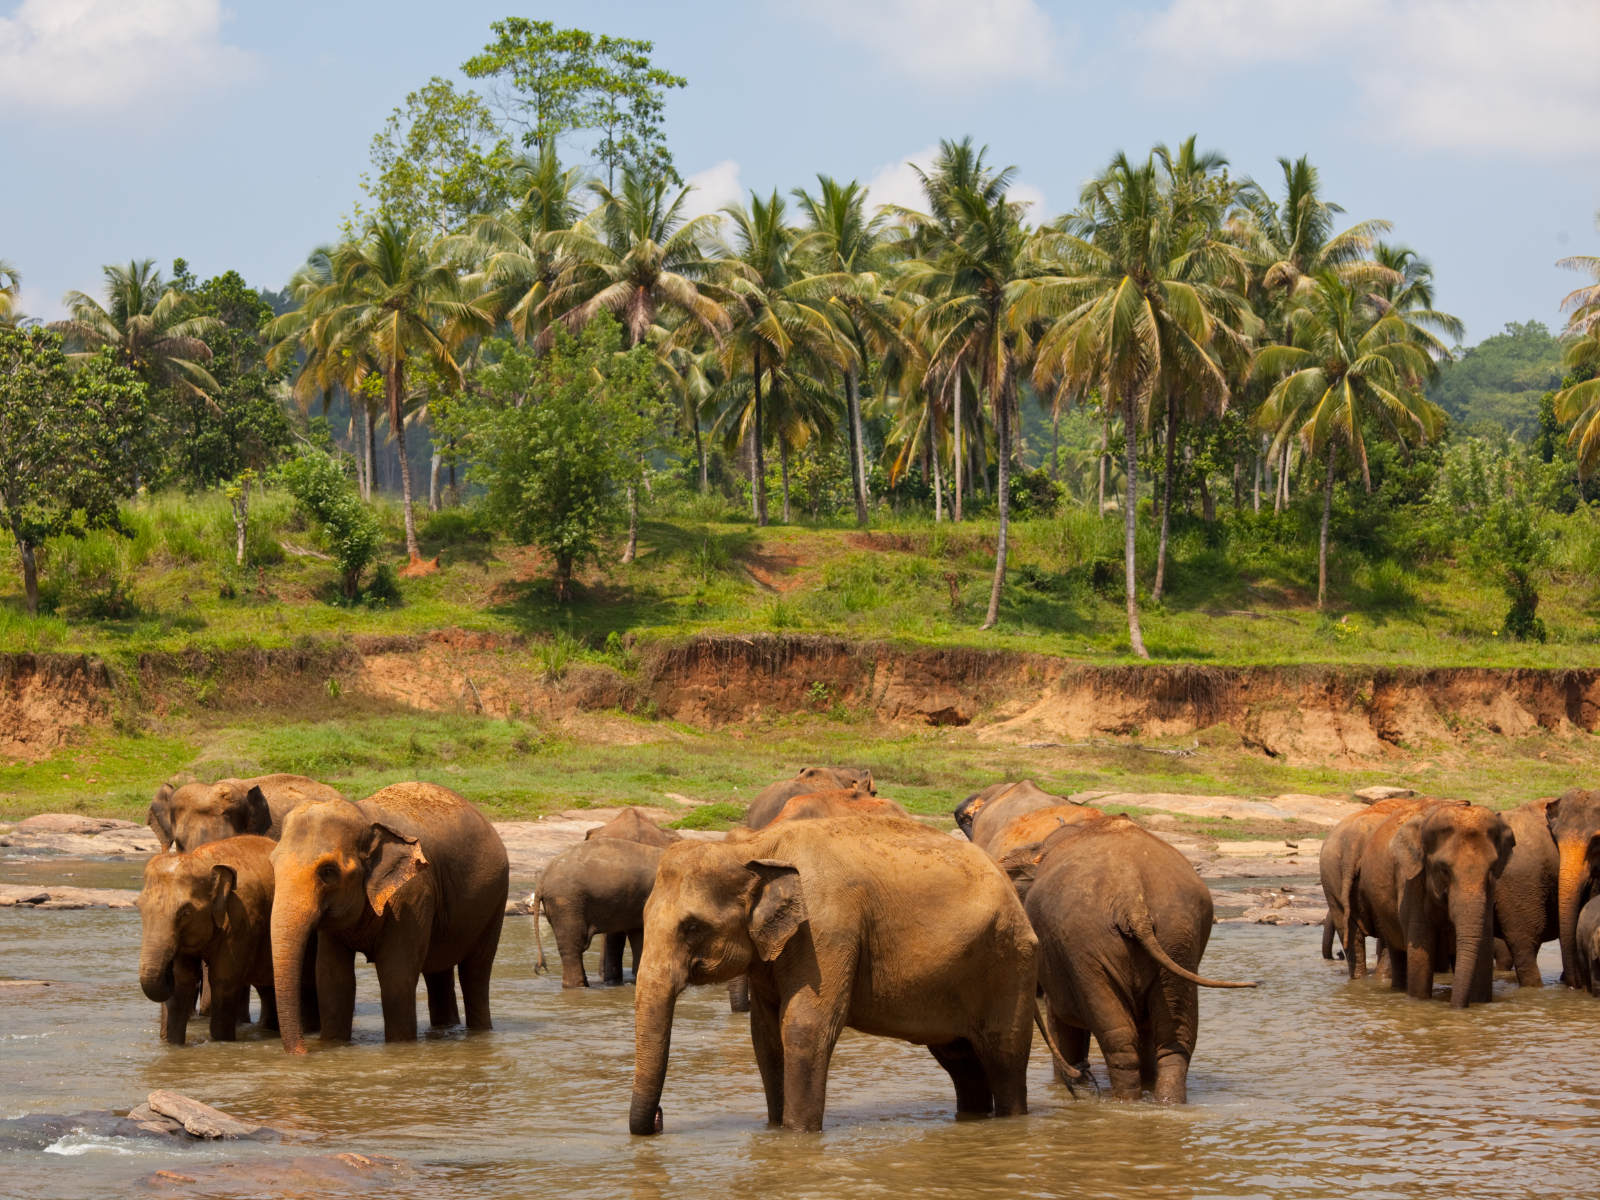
1232, 456, 1242, 511
1153, 399, 1178, 602
1201, 470, 1215, 522
1318, 443, 1336, 610
12, 516, 39, 618
952, 368, 963, 522
932, 416, 945, 522
1099, 402, 1110, 514
429, 452, 442, 512
1253, 443, 1262, 513
694, 417, 706, 495
847, 366, 868, 526
365, 401, 378, 501
779, 435, 790, 524
448, 442, 458, 506
752, 349, 768, 527
622, 486, 639, 563
232, 486, 248, 567
1122, 390, 1149, 659
982, 370, 1012, 631
390, 363, 421, 561
1051, 406, 1060, 480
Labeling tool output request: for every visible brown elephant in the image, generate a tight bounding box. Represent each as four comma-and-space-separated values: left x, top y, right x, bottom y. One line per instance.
1575, 895, 1600, 994
1546, 789, 1600, 990
585, 808, 682, 848
1357, 800, 1513, 1008
1001, 814, 1254, 1103
138, 835, 279, 1045
1322, 796, 1430, 973
988, 805, 1103, 862
954, 780, 1073, 854
748, 787, 910, 829
1494, 799, 1559, 987
629, 815, 1037, 1135
149, 774, 346, 853
535, 838, 663, 987
269, 782, 509, 1053
742, 766, 875, 830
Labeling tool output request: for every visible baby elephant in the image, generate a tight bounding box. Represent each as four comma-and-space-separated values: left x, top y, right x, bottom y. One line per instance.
139, 835, 278, 1045
1576, 896, 1600, 996
536, 838, 664, 987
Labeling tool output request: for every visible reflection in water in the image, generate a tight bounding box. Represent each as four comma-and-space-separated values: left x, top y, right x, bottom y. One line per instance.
2, 909, 1598, 1198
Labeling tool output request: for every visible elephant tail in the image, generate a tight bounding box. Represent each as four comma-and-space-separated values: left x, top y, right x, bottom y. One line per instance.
533, 882, 547, 975
1321, 915, 1335, 960
1031, 1004, 1094, 1096
1125, 904, 1257, 989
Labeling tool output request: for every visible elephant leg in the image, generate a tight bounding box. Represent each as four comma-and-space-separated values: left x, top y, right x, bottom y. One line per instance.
600, 932, 626, 985
727, 974, 752, 1013
750, 992, 786, 1125
1374, 940, 1391, 982
163, 957, 201, 1047
459, 911, 503, 1032
208, 982, 242, 1042
196, 961, 212, 1016
373, 925, 425, 1043
1492, 937, 1513, 971
928, 1039, 994, 1115
552, 913, 591, 989
316, 935, 357, 1042
1053, 1011, 1092, 1086
425, 970, 461, 1028
1136, 1019, 1158, 1091
627, 929, 644, 981
1405, 942, 1433, 1001
778, 986, 850, 1132
1146, 972, 1199, 1105
258, 985, 279, 1033
1076, 970, 1141, 1100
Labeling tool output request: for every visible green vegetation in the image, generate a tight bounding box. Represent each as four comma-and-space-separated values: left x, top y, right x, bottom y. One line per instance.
1429, 321, 1566, 436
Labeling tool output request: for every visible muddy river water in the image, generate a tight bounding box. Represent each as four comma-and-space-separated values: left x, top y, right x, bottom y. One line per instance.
3, 873, 1599, 1199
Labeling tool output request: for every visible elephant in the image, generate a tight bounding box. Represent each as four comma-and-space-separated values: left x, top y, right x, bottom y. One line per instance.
138, 835, 279, 1045
269, 782, 509, 1053
1000, 814, 1255, 1103
987, 805, 1103, 862
1545, 788, 1600, 990
534, 838, 664, 987
585, 808, 682, 848
1356, 800, 1513, 1008
742, 766, 876, 830
954, 780, 1073, 854
1494, 799, 1559, 988
1575, 895, 1600, 995
148, 774, 346, 853
629, 814, 1038, 1135
736, 787, 910, 832
1322, 796, 1430, 973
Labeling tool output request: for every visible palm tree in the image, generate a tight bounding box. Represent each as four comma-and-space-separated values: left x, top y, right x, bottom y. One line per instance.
793, 175, 895, 526
52, 259, 221, 403
548, 166, 727, 557
0, 261, 20, 327
1552, 326, 1600, 476
270, 221, 489, 562
710, 190, 848, 527
1253, 270, 1445, 607
1026, 154, 1251, 656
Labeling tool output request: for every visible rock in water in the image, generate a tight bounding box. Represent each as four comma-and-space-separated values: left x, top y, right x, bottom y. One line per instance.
146, 1091, 262, 1139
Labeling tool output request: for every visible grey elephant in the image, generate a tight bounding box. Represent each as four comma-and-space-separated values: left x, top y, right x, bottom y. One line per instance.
1575, 895, 1600, 995
139, 835, 278, 1045
535, 838, 663, 987
148, 774, 345, 852
742, 766, 875, 830
954, 780, 1073, 854
585, 808, 682, 849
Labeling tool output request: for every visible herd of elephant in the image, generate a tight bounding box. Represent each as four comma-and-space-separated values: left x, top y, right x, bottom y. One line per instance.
131, 767, 1600, 1136
1318, 790, 1600, 1005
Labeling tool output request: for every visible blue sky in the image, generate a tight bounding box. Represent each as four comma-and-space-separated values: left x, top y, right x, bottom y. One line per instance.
4, 0, 1597, 343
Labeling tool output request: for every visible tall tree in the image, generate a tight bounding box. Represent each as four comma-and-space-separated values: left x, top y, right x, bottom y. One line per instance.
1254, 270, 1446, 607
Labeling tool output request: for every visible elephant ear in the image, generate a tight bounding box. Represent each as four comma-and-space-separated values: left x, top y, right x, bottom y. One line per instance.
998, 844, 1045, 904
745, 859, 807, 962
1392, 815, 1427, 884
243, 786, 273, 836
1493, 822, 1517, 877
148, 788, 175, 852
363, 823, 430, 916
210, 863, 238, 929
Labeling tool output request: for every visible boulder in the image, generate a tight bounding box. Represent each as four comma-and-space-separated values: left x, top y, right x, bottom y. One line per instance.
16, 814, 141, 834
146, 1091, 264, 1140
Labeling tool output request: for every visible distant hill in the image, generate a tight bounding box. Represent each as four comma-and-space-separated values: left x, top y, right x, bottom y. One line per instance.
1428, 320, 1566, 437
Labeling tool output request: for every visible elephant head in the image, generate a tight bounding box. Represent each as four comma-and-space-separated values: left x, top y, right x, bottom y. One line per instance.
138, 852, 238, 1003
1392, 803, 1514, 1008
1547, 789, 1600, 989
269, 798, 429, 1054
630, 843, 807, 1135
802, 765, 874, 795
148, 779, 272, 853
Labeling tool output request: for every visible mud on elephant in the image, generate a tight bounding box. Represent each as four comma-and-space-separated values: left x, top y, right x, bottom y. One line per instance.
629, 815, 1037, 1135
269, 783, 509, 1053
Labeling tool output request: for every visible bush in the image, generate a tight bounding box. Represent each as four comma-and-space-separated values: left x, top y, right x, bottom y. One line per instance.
1470, 500, 1550, 642
277, 452, 383, 598
421, 507, 491, 546
1009, 468, 1064, 520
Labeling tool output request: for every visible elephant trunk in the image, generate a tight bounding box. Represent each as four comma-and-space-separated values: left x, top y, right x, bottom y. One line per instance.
1448, 887, 1492, 1010
271, 893, 318, 1055
629, 955, 686, 1135
1557, 841, 1591, 990
139, 934, 177, 1004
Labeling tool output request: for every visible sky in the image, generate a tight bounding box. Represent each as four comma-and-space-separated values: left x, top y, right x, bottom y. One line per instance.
3, 0, 1598, 344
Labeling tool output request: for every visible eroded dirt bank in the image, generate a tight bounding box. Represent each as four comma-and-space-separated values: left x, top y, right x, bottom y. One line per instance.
5, 634, 1599, 764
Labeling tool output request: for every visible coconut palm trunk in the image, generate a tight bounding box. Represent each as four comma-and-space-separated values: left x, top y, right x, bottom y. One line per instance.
623, 485, 639, 563
752, 347, 768, 526
1122, 390, 1150, 658
847, 366, 868, 525
388, 361, 421, 562
694, 419, 707, 495
953, 370, 963, 522
982, 369, 1013, 630
1318, 444, 1336, 609
1153, 398, 1179, 602
779, 434, 790, 524
366, 403, 378, 500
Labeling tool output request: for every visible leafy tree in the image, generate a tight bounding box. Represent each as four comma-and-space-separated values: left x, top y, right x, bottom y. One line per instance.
448, 319, 666, 599
51, 260, 221, 404
461, 19, 685, 184
1470, 499, 1550, 642
1428, 321, 1562, 436
277, 450, 384, 598
358, 78, 515, 236
0, 329, 150, 615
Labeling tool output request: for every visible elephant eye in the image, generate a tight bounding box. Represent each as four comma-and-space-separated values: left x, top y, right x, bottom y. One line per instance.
681, 917, 706, 937
317, 861, 340, 885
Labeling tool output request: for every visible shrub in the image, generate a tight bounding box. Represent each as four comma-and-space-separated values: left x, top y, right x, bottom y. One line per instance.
277, 451, 384, 598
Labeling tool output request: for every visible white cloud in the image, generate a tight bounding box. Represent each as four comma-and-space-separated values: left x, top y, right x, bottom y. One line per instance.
781, 0, 1059, 85
0, 0, 258, 114
1138, 0, 1600, 155
1008, 181, 1047, 220
678, 160, 745, 223
865, 146, 939, 213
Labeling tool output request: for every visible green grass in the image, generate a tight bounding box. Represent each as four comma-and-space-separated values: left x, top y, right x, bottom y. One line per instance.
2, 487, 1597, 668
